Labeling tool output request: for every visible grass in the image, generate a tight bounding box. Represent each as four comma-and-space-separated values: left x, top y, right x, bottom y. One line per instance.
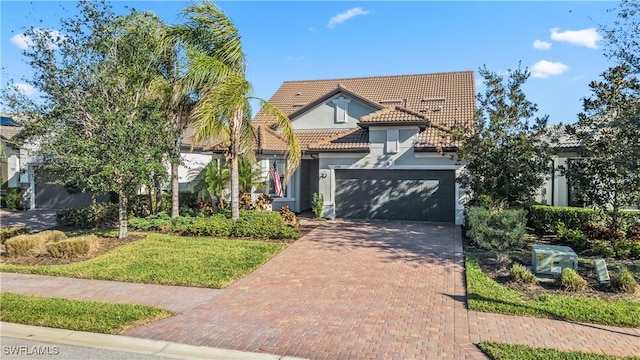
466, 254, 640, 328
0, 293, 173, 334
0, 233, 287, 288
477, 342, 640, 360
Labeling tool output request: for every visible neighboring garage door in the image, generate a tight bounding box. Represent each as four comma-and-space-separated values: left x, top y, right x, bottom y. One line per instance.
34, 169, 94, 209
335, 169, 455, 222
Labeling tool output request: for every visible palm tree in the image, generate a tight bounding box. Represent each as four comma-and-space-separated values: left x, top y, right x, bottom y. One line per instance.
174, 0, 300, 220
238, 158, 265, 195
189, 160, 230, 209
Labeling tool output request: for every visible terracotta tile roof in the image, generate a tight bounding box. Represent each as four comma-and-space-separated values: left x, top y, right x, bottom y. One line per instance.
360, 106, 429, 125
307, 128, 369, 151
255, 125, 290, 152
180, 126, 224, 151
415, 126, 458, 150
253, 71, 475, 133
294, 129, 348, 150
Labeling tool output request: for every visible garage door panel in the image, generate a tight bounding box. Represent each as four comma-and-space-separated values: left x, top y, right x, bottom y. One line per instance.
335, 170, 455, 222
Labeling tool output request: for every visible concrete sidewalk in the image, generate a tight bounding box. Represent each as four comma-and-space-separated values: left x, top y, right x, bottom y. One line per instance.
1, 322, 305, 360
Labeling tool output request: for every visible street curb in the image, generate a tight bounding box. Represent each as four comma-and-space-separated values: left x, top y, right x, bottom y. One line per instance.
1, 322, 307, 360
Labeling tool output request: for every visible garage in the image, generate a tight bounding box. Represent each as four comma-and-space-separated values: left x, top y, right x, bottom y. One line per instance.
334, 169, 456, 222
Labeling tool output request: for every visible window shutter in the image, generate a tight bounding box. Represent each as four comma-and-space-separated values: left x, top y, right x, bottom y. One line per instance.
386, 129, 399, 154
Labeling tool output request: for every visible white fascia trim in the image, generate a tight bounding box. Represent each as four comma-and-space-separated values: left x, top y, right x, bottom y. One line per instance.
414, 152, 458, 158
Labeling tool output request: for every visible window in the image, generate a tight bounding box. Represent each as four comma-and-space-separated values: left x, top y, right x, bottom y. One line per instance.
266, 159, 287, 197
331, 97, 351, 123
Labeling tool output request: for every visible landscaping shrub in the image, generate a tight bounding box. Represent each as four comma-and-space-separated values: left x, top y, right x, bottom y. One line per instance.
611, 267, 639, 294
46, 235, 98, 259
554, 222, 588, 251
626, 222, 640, 240
612, 241, 633, 259
312, 192, 324, 218
630, 241, 640, 259
527, 205, 596, 234
279, 206, 298, 229
233, 211, 299, 239
129, 212, 172, 232
239, 194, 253, 210
4, 188, 22, 210
0, 226, 30, 244
509, 263, 537, 284
56, 203, 120, 229
5, 234, 47, 257
465, 207, 527, 251
591, 240, 614, 258
582, 221, 625, 242
35, 230, 67, 243
175, 213, 233, 237
556, 268, 587, 292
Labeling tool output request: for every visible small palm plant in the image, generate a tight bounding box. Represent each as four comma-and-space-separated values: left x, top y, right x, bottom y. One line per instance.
189, 160, 230, 209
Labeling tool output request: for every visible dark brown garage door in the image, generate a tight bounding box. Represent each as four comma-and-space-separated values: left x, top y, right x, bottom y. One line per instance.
335, 169, 455, 222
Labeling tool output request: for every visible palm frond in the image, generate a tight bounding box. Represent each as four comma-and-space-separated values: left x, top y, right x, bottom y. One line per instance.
255, 99, 301, 184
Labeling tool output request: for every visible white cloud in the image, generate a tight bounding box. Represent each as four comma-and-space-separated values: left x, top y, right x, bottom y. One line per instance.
10, 34, 32, 49
533, 40, 552, 50
15, 83, 37, 96
10, 29, 64, 50
327, 7, 371, 29
530, 60, 570, 78
550, 27, 601, 49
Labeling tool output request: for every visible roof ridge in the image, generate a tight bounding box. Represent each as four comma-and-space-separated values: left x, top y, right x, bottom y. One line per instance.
281, 71, 475, 84
393, 106, 428, 120
360, 107, 394, 122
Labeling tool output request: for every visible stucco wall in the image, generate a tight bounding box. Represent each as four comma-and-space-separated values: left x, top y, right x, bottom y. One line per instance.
291, 95, 375, 130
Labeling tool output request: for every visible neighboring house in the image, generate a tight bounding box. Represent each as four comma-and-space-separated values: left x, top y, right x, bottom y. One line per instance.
184, 71, 476, 224
1, 113, 100, 210
536, 124, 583, 207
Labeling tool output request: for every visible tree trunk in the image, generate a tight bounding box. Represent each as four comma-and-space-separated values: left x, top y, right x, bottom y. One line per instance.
171, 159, 180, 218
229, 108, 242, 220
154, 174, 163, 214
118, 191, 128, 239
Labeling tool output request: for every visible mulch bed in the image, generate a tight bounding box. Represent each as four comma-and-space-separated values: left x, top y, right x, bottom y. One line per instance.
465, 233, 640, 302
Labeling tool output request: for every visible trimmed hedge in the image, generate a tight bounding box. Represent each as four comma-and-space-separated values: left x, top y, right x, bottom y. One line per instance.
129, 210, 300, 240
56, 203, 120, 229
465, 207, 527, 251
46, 235, 98, 259
528, 205, 640, 234
0, 226, 31, 244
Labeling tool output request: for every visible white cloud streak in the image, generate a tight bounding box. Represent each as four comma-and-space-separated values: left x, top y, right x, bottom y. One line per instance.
531, 60, 570, 78
533, 40, 552, 50
15, 83, 37, 96
327, 8, 370, 29
10, 29, 64, 50
10, 34, 32, 49
550, 27, 601, 49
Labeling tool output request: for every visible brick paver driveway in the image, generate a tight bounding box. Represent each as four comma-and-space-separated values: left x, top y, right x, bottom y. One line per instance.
124, 220, 485, 359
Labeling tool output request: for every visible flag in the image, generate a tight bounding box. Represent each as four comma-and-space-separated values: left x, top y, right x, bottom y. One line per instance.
270, 162, 284, 197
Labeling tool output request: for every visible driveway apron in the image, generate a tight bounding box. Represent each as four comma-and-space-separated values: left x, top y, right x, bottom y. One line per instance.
124, 220, 484, 359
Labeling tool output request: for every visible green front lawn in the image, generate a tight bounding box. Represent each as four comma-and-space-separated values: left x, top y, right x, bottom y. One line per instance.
0, 293, 173, 334
0, 233, 287, 288
477, 342, 639, 360
466, 254, 640, 328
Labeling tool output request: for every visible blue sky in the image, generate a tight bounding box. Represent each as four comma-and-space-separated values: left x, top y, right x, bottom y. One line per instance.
0, 1, 621, 124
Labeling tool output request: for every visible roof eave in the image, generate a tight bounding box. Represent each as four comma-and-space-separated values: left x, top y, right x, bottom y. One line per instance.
358, 121, 429, 129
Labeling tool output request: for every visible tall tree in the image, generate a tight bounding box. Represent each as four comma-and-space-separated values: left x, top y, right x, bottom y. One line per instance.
173, 0, 300, 220
3, 1, 173, 238
602, 0, 640, 74
564, 65, 640, 229
458, 65, 552, 208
